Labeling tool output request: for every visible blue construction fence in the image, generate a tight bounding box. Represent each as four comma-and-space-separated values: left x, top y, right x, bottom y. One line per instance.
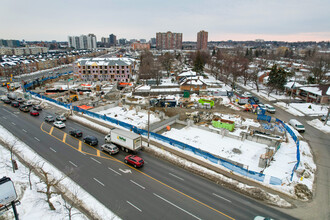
24, 72, 282, 185
276, 118, 300, 181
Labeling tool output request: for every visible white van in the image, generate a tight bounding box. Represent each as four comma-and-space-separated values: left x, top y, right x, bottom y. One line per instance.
289, 119, 305, 133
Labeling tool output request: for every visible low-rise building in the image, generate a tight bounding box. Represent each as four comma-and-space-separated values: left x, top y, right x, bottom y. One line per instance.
73, 58, 136, 82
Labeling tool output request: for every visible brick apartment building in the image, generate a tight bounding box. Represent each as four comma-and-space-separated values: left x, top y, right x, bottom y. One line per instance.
156, 31, 182, 50
197, 30, 208, 50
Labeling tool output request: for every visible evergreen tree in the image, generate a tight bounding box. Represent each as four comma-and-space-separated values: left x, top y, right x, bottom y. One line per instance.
192, 51, 204, 74
267, 64, 291, 95
212, 49, 216, 56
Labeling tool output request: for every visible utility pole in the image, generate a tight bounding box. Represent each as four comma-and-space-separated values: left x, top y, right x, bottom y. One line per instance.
147, 93, 150, 147
324, 107, 330, 126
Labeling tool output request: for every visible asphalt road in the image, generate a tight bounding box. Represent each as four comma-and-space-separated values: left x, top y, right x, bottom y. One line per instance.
0, 101, 296, 220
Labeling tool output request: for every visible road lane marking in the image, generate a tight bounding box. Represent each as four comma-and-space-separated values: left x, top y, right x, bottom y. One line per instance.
50, 147, 56, 153
212, 193, 232, 203
34, 137, 40, 141
22, 129, 27, 133
11, 122, 16, 125
154, 193, 201, 220
169, 173, 184, 181
69, 161, 78, 167
93, 178, 105, 187
80, 151, 86, 155
130, 180, 145, 189
97, 150, 100, 157
91, 157, 101, 164
79, 141, 82, 151
2, 116, 6, 119
108, 167, 121, 175
63, 133, 67, 142
126, 201, 142, 212
119, 169, 132, 174
49, 127, 54, 135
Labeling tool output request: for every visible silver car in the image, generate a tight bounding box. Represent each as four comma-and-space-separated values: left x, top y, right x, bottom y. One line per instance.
101, 144, 119, 155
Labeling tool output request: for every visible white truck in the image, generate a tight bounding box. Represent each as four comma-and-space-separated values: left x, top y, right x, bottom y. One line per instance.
105, 128, 142, 153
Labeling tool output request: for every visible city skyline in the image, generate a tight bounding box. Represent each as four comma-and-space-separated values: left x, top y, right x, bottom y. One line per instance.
0, 0, 329, 42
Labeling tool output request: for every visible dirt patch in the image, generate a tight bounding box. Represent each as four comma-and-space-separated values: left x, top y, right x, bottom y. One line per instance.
294, 183, 313, 200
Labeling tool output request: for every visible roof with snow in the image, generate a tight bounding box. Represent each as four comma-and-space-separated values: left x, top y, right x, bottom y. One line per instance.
178, 70, 197, 77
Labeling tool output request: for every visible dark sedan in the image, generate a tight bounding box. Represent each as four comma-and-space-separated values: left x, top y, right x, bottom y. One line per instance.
11, 101, 19, 108
69, 129, 83, 138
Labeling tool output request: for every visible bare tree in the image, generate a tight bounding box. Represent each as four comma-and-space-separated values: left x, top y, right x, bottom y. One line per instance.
60, 190, 83, 220
251, 68, 260, 93
309, 55, 330, 84
37, 164, 72, 210
158, 52, 174, 77
25, 158, 41, 190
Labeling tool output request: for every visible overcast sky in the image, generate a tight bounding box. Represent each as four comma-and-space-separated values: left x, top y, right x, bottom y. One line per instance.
0, 0, 329, 42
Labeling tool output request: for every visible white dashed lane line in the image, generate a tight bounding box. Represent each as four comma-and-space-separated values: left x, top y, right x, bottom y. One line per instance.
130, 180, 145, 189
153, 193, 201, 220
34, 137, 40, 141
69, 161, 78, 167
169, 173, 184, 181
93, 178, 105, 187
50, 147, 56, 153
90, 157, 101, 164
126, 201, 142, 212
108, 167, 121, 175
22, 129, 27, 133
11, 122, 16, 125
212, 193, 232, 203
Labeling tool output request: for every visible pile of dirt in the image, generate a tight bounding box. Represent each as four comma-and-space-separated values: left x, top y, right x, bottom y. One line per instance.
294, 183, 313, 200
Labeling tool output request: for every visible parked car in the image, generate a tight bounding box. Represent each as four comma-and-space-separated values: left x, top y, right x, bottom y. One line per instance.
258, 103, 266, 111
264, 104, 276, 114
320, 115, 327, 121
53, 121, 66, 129
124, 155, 144, 168
23, 100, 33, 107
2, 98, 11, 104
30, 110, 40, 116
289, 119, 305, 133
0, 95, 7, 101
11, 101, 19, 108
15, 97, 25, 103
101, 144, 119, 155
19, 105, 30, 112
83, 136, 98, 146
250, 96, 260, 104
33, 105, 42, 111
44, 115, 55, 122
243, 91, 252, 98
56, 115, 67, 121
69, 129, 83, 138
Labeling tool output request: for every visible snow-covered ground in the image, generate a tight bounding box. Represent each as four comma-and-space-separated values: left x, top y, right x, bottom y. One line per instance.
97, 106, 161, 129
307, 119, 330, 133
0, 125, 119, 220
274, 102, 305, 116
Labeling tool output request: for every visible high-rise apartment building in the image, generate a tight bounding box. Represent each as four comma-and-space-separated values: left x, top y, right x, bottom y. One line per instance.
197, 30, 208, 50
68, 34, 97, 50
156, 31, 182, 50
109, 34, 117, 46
